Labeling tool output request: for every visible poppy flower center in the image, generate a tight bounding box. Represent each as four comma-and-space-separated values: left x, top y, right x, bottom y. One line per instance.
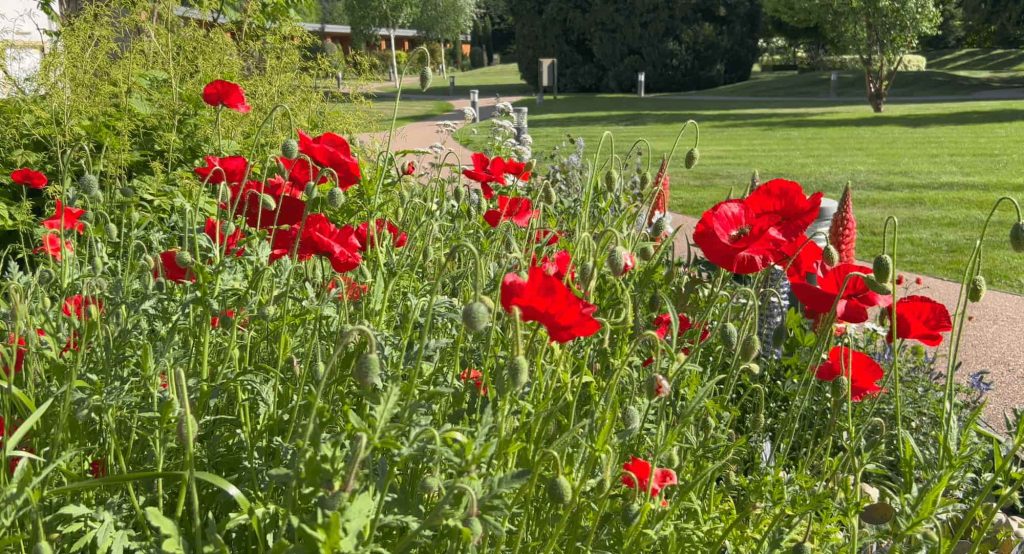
728, 225, 753, 242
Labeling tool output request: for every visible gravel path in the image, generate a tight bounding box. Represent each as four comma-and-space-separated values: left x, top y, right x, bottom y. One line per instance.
365, 96, 1024, 430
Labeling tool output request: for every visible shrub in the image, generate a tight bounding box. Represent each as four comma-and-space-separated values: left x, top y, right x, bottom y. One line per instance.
470, 45, 486, 68
901, 54, 928, 71
812, 54, 927, 72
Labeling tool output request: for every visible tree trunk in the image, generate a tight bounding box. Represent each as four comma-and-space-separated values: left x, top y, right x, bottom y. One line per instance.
440, 41, 447, 80
865, 72, 886, 113
389, 30, 399, 87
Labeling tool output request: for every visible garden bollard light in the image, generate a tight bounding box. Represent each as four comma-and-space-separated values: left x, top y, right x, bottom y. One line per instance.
514, 107, 528, 143
638, 72, 646, 98
830, 71, 839, 98
449, 76, 455, 96
469, 89, 479, 123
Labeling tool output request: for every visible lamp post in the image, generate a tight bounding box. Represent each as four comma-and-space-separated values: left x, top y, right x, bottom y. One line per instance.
514, 107, 528, 143
637, 71, 646, 98
469, 89, 479, 123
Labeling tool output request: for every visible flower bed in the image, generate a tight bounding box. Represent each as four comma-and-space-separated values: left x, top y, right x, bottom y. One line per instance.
2, 63, 1024, 552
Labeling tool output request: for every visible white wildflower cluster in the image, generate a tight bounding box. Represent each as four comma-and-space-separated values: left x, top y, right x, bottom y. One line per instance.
519, 134, 534, 147
512, 145, 532, 162
494, 101, 514, 116
428, 143, 445, 156
435, 120, 459, 136
461, 107, 476, 122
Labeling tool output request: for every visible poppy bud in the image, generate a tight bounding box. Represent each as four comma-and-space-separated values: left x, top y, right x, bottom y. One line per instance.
259, 193, 276, 212
920, 529, 940, 546
621, 405, 641, 435
354, 352, 381, 389
739, 335, 760, 362
478, 295, 496, 312
317, 490, 344, 512
968, 275, 986, 303
651, 216, 671, 239
104, 223, 118, 240
547, 475, 573, 505
865, 276, 892, 296
177, 412, 198, 446
419, 475, 442, 495
541, 184, 556, 205
174, 250, 194, 269
419, 66, 432, 92
304, 182, 317, 198
42, 296, 52, 310
453, 185, 466, 203
91, 257, 104, 275
38, 268, 54, 285
646, 373, 670, 399
831, 375, 849, 398
153, 277, 165, 293
258, 305, 276, 320
505, 355, 530, 392
864, 418, 886, 450
32, 540, 54, 554
720, 323, 739, 351
639, 172, 651, 188
604, 169, 619, 192
119, 186, 135, 198
622, 503, 641, 526
216, 184, 232, 204
78, 174, 100, 197
327, 187, 344, 208
637, 243, 655, 261
1011, 221, 1024, 253
461, 301, 491, 333
606, 246, 628, 277
524, 159, 536, 173
684, 147, 699, 170
281, 138, 299, 160
859, 502, 895, 525
578, 261, 594, 285
790, 542, 813, 554
872, 254, 893, 284
463, 516, 484, 541
822, 244, 839, 268
667, 446, 681, 468
771, 321, 787, 348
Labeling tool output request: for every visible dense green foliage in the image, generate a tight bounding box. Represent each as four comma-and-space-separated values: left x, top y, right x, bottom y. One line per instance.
512, 0, 763, 93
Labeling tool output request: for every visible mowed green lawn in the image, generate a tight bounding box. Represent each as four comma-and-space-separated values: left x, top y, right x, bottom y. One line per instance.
506, 96, 1024, 292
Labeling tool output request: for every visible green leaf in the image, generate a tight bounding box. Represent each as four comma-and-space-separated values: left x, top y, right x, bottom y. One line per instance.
4, 398, 52, 457
145, 507, 185, 554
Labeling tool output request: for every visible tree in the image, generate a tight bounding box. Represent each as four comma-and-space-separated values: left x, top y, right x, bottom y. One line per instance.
765, 0, 939, 112
412, 0, 476, 77
960, 0, 1024, 48
346, 0, 419, 86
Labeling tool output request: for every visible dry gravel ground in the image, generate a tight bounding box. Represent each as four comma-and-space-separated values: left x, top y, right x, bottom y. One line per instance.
367, 97, 1024, 430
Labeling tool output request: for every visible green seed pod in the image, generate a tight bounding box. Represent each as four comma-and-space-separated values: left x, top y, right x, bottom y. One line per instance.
174, 250, 194, 269
684, 147, 699, 170
822, 244, 839, 267
37, 268, 55, 286
505, 355, 530, 392
419, 475, 442, 495
637, 243, 655, 261
739, 335, 760, 362
865, 276, 892, 296
771, 322, 787, 349
621, 503, 641, 526
78, 174, 100, 196
872, 254, 893, 284
304, 182, 317, 198
621, 405, 641, 435
968, 275, 987, 303
281, 138, 299, 160
1010, 221, 1024, 253
354, 352, 381, 389
104, 222, 118, 240
790, 542, 813, 554
31, 540, 54, 554
604, 168, 619, 192
547, 475, 573, 506
541, 183, 557, 205
639, 172, 651, 188
461, 301, 491, 333
327, 187, 344, 208
578, 261, 594, 285
419, 66, 432, 92
152, 277, 165, 293
259, 193, 277, 212
720, 323, 739, 351
463, 516, 484, 541
606, 246, 628, 277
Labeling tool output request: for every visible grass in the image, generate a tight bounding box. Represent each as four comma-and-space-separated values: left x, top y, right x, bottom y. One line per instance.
467, 95, 1024, 293
367, 97, 453, 129
926, 48, 1024, 71
384, 63, 534, 98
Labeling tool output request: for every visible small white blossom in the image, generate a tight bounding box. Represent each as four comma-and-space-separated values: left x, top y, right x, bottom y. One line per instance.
462, 107, 476, 122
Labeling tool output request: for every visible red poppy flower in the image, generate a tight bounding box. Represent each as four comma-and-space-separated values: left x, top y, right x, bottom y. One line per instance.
534, 229, 561, 246
780, 239, 823, 285
42, 199, 86, 234
483, 195, 539, 228
535, 250, 574, 281
62, 295, 104, 319
693, 179, 822, 274
34, 233, 73, 262
297, 130, 361, 190
269, 213, 362, 273
210, 310, 236, 329
459, 368, 488, 396
202, 80, 251, 113
154, 250, 196, 283
159, 373, 169, 391
194, 155, 249, 185
652, 313, 710, 344
354, 219, 407, 252
204, 218, 245, 257
791, 263, 890, 324
463, 153, 506, 188
227, 177, 306, 230
500, 266, 601, 343
327, 275, 368, 302
403, 161, 415, 176
11, 168, 47, 189
278, 156, 322, 187
886, 295, 952, 347
619, 251, 637, 276
504, 159, 532, 182
621, 456, 677, 498
2, 330, 43, 376
89, 458, 107, 478
815, 346, 885, 402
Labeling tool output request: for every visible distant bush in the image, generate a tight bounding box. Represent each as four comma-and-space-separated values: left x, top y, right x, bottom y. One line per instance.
470, 46, 486, 68
901, 54, 927, 71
